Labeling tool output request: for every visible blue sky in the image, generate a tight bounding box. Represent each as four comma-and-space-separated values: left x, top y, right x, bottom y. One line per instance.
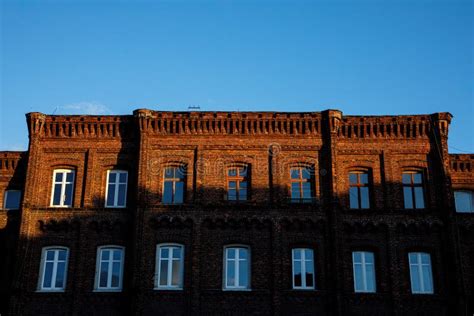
1, 0, 472, 152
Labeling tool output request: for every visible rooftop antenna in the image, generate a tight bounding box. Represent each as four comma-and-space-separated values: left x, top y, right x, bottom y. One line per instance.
188, 105, 201, 111
52, 106, 59, 115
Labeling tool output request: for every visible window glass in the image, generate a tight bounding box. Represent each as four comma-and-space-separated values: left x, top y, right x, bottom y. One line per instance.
51, 170, 75, 207
408, 252, 434, 294
156, 244, 184, 289
403, 172, 425, 209
40, 248, 69, 291
352, 251, 376, 293
454, 191, 474, 213
96, 247, 124, 291
290, 166, 314, 202
4, 190, 21, 209
224, 247, 250, 289
162, 167, 186, 204
106, 171, 128, 207
292, 248, 315, 289
349, 172, 370, 209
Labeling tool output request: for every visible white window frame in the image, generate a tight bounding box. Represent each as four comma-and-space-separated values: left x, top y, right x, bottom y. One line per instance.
292, 248, 315, 290
3, 190, 21, 210
409, 252, 434, 294
50, 169, 75, 207
155, 243, 184, 290
352, 251, 376, 293
223, 245, 251, 291
454, 190, 474, 213
38, 246, 69, 292
105, 170, 128, 208
94, 246, 125, 292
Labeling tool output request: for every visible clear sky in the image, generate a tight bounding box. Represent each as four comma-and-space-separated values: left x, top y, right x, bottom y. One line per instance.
1, 0, 472, 152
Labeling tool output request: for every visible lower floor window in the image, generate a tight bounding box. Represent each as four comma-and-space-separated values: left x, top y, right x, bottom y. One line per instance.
224, 246, 250, 290
155, 244, 184, 289
352, 251, 376, 293
39, 247, 69, 291
292, 248, 315, 289
409, 252, 434, 294
95, 246, 124, 291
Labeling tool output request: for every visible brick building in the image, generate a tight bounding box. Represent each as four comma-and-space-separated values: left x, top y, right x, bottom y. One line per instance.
0, 109, 473, 315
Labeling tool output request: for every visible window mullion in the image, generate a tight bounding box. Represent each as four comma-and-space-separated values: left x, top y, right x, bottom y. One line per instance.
235, 251, 240, 287
418, 255, 424, 292
52, 251, 58, 289
167, 255, 173, 287
61, 173, 67, 206
301, 250, 306, 288
114, 175, 120, 206
361, 253, 367, 291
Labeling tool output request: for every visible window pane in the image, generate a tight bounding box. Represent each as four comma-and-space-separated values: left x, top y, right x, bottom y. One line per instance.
305, 249, 313, 261
102, 250, 110, 261
349, 187, 359, 209
293, 249, 301, 260
240, 181, 247, 189
365, 252, 374, 264
55, 172, 63, 182
402, 173, 412, 184
360, 187, 370, 209
349, 173, 358, 184
117, 184, 126, 206
43, 262, 54, 288
228, 168, 237, 177
302, 182, 312, 198
360, 173, 369, 184
46, 251, 55, 260
291, 183, 301, 199
421, 253, 430, 265
112, 262, 121, 287
353, 252, 362, 264
228, 181, 236, 189
228, 189, 237, 201
175, 181, 184, 204
239, 189, 247, 201
109, 172, 117, 183
301, 168, 311, 179
239, 259, 248, 288
53, 184, 62, 205
107, 184, 116, 206
172, 260, 181, 286
113, 250, 122, 261
159, 260, 168, 286
172, 248, 181, 259
414, 187, 425, 209
422, 265, 433, 293
227, 259, 235, 287
58, 250, 67, 261
305, 271, 314, 288
55, 262, 66, 288
4, 191, 21, 209
64, 183, 73, 206
403, 187, 413, 209
239, 167, 247, 177
66, 172, 74, 182
410, 265, 421, 293
161, 248, 169, 259
100, 262, 109, 287
413, 173, 422, 184
454, 191, 473, 212
176, 167, 186, 180
163, 181, 173, 203
354, 264, 363, 292
366, 264, 376, 292
227, 248, 235, 259
164, 168, 174, 178
239, 248, 248, 260
119, 172, 127, 183
291, 169, 300, 179
293, 260, 302, 287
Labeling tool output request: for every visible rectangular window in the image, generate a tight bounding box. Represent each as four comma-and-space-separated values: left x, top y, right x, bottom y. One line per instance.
454, 190, 474, 213
224, 246, 250, 290
352, 251, 376, 293
227, 166, 248, 201
292, 248, 315, 289
402, 172, 425, 209
409, 252, 434, 294
51, 169, 75, 207
39, 247, 69, 291
4, 190, 21, 210
162, 167, 185, 204
105, 170, 128, 208
290, 166, 315, 203
95, 247, 124, 291
349, 172, 370, 209
155, 244, 184, 289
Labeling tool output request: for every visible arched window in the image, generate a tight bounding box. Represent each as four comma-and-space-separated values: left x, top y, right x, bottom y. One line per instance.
349, 171, 370, 209
352, 251, 376, 293
51, 169, 75, 207
155, 244, 184, 290
226, 165, 249, 201
292, 248, 315, 290
162, 166, 186, 204
290, 165, 315, 203
402, 171, 425, 209
94, 246, 125, 291
105, 170, 128, 208
408, 252, 434, 294
223, 245, 250, 290
38, 246, 69, 291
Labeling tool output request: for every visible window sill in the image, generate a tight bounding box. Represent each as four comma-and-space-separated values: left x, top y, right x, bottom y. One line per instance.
154, 287, 183, 291
222, 288, 252, 291
36, 289, 65, 293
93, 289, 123, 292
292, 288, 316, 291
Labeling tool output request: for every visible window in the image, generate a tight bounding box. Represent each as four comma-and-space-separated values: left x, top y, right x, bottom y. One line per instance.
349, 172, 370, 209
454, 190, 474, 213
105, 170, 128, 208
224, 246, 250, 290
290, 166, 315, 203
38, 247, 69, 291
352, 251, 376, 293
402, 171, 425, 209
95, 246, 125, 291
292, 248, 315, 289
227, 165, 248, 201
4, 190, 21, 210
162, 166, 185, 204
408, 252, 434, 294
155, 244, 184, 289
51, 169, 75, 207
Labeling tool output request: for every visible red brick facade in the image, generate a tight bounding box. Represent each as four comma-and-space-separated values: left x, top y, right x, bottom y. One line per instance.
1, 109, 473, 315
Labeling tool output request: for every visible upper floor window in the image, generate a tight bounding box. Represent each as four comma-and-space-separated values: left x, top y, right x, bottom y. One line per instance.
227, 165, 248, 201
352, 251, 376, 293
454, 190, 473, 213
105, 170, 128, 208
290, 166, 315, 203
51, 169, 75, 207
163, 166, 185, 204
402, 171, 425, 209
4, 190, 21, 210
408, 252, 434, 294
292, 248, 315, 290
349, 171, 370, 209
224, 246, 250, 290
38, 247, 69, 291
95, 246, 125, 291
155, 244, 184, 290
